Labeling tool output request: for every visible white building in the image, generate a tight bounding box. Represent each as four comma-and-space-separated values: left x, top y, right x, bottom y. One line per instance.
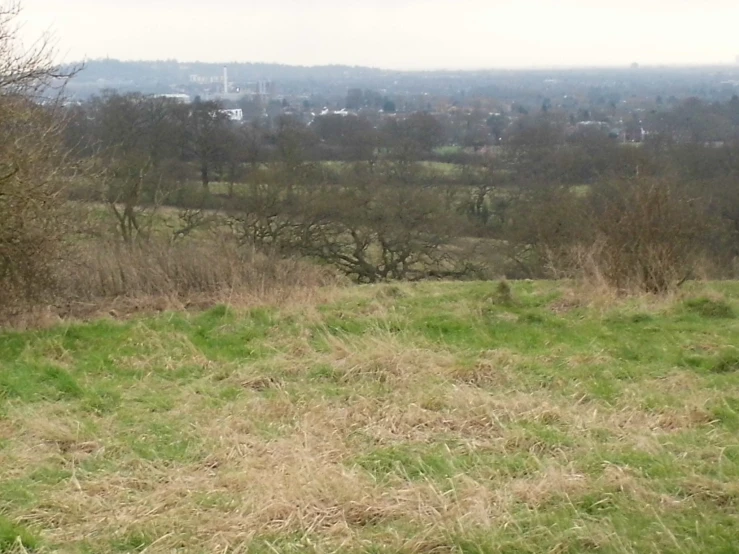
220, 108, 243, 122
189, 74, 223, 85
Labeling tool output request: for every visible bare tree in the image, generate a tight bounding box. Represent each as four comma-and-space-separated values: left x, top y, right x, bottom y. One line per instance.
312, 113, 379, 164
289, 183, 462, 283
0, 1, 77, 305
88, 92, 182, 242
179, 99, 231, 189
242, 121, 267, 173
0, 2, 74, 95
383, 111, 446, 163
274, 115, 317, 174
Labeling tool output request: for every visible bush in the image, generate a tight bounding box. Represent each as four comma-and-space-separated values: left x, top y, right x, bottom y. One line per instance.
0, 4, 75, 309
530, 179, 713, 294
503, 186, 590, 279
0, 97, 69, 307
585, 179, 711, 293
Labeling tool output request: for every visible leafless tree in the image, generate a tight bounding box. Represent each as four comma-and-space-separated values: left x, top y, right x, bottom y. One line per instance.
179, 99, 231, 189
288, 183, 463, 282
0, 1, 77, 305
87, 93, 183, 242
0, 2, 75, 95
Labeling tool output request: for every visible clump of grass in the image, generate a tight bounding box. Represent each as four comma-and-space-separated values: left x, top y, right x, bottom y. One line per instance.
711, 350, 739, 374
62, 239, 338, 303
109, 530, 154, 553
0, 516, 40, 552
486, 279, 515, 306
1, 239, 341, 327
495, 280, 514, 304
375, 285, 408, 300
683, 296, 735, 319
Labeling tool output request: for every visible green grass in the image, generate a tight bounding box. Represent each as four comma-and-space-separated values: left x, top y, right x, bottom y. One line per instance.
0, 515, 40, 552
1, 281, 738, 552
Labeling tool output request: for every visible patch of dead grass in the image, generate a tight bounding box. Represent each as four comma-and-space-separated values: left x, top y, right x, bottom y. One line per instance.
449, 349, 519, 388
551, 280, 684, 315
22, 414, 511, 552
324, 334, 457, 387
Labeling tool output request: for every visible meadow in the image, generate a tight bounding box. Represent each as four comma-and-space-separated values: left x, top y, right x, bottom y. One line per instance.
0, 281, 738, 553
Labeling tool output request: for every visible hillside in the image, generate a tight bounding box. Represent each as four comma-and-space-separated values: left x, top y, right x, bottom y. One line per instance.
1, 281, 738, 553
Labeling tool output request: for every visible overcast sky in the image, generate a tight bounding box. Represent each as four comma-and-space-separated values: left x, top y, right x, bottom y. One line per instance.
18, 0, 739, 70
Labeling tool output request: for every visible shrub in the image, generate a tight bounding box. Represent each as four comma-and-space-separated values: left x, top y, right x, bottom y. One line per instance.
585, 179, 710, 293
533, 178, 713, 294
0, 4, 75, 309
0, 97, 70, 307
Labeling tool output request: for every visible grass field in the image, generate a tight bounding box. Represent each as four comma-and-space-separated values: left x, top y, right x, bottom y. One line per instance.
1, 281, 738, 553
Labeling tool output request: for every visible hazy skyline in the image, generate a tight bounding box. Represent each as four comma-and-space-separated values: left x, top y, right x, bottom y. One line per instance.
20, 0, 739, 70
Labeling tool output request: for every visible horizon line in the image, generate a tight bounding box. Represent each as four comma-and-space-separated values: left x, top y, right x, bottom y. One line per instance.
72, 57, 739, 74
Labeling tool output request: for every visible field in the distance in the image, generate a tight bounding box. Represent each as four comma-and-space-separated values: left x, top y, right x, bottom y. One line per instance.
1, 281, 738, 553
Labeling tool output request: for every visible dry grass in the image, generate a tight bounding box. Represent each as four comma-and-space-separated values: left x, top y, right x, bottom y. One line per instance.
1, 239, 341, 328
0, 280, 738, 552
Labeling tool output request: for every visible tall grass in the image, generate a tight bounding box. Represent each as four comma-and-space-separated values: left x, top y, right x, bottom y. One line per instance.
64, 239, 337, 299
1, 239, 340, 325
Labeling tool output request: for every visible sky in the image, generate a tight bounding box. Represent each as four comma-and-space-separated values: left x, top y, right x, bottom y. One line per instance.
18, 0, 739, 70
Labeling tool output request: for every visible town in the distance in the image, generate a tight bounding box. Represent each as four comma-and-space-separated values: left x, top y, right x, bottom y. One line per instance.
66, 58, 739, 147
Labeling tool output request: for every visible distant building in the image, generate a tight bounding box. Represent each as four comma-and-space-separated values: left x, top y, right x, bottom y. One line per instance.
256, 80, 276, 98
575, 120, 610, 132
154, 93, 190, 103
189, 74, 222, 85
622, 126, 646, 143
309, 108, 351, 122
220, 108, 243, 122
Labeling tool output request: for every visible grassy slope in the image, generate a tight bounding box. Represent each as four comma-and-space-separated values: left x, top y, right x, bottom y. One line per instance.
1, 281, 738, 553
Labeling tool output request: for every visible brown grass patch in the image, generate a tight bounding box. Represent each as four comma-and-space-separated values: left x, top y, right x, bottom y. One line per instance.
324, 334, 457, 387
1, 239, 342, 328
12, 403, 518, 552
449, 349, 519, 388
